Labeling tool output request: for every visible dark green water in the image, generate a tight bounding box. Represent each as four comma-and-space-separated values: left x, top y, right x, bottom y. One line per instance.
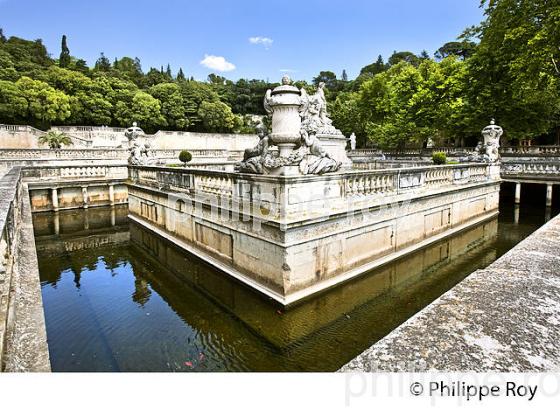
33, 184, 559, 372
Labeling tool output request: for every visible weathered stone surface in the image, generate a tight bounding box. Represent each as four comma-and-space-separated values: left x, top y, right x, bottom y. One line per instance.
128, 163, 500, 304
4, 185, 50, 372
0, 168, 50, 372
340, 213, 560, 372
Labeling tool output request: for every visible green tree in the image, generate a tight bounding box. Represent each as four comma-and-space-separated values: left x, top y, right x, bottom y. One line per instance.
312, 70, 338, 89
463, 0, 560, 141
16, 76, 71, 126
197, 100, 236, 132
176, 67, 186, 82
435, 41, 477, 60
0, 49, 19, 81
59, 35, 71, 68
112, 56, 143, 85
179, 80, 220, 129
94, 52, 111, 72
114, 90, 165, 131
143, 67, 170, 87
388, 51, 420, 66
149, 82, 188, 129
0, 80, 28, 123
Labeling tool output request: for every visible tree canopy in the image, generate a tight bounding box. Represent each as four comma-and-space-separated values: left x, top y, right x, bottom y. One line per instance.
1, 1, 559, 144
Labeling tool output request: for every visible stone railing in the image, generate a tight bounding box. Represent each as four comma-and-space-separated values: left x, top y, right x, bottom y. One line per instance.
23, 164, 129, 181
129, 163, 499, 222
0, 148, 230, 159
0, 167, 49, 371
350, 145, 560, 160
0, 124, 46, 136
51, 125, 126, 133
0, 148, 126, 160
500, 145, 560, 156
501, 161, 560, 180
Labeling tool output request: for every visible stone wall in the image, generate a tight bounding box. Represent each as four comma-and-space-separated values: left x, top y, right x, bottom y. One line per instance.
340, 211, 560, 372
23, 165, 129, 212
0, 167, 50, 371
1, 124, 258, 152
127, 163, 501, 305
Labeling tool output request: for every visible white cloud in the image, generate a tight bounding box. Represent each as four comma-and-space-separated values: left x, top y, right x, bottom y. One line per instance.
249, 36, 273, 49
200, 54, 236, 72
279, 68, 297, 73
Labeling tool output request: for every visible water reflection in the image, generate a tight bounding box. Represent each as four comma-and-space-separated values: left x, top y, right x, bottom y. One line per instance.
34, 200, 558, 371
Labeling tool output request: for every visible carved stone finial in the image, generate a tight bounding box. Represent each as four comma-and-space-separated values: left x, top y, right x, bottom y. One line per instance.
133, 121, 138, 127
281, 75, 291, 85
490, 118, 495, 125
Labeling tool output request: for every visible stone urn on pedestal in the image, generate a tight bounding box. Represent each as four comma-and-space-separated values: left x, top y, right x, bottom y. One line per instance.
264, 75, 302, 158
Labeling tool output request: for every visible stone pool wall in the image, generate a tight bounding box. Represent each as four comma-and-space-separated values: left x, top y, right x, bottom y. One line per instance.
127, 163, 501, 305
340, 212, 560, 371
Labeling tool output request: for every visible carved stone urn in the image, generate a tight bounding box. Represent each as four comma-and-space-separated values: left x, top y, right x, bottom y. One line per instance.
264, 76, 302, 157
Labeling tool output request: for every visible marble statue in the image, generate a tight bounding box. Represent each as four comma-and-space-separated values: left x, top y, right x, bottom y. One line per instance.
238, 123, 270, 174
481, 119, 503, 162
462, 119, 503, 163
124, 122, 143, 143
349, 133, 356, 150
125, 122, 154, 165
238, 77, 341, 175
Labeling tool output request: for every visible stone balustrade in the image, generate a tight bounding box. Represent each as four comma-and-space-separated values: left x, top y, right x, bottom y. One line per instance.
0, 167, 49, 371
350, 145, 560, 159
501, 161, 560, 177
23, 164, 129, 181
129, 163, 498, 223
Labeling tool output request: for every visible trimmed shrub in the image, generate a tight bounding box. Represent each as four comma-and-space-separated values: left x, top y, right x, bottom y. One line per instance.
432, 151, 447, 165
179, 150, 192, 166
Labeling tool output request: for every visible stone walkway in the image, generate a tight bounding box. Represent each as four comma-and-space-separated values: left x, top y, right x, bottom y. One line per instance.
340, 214, 560, 372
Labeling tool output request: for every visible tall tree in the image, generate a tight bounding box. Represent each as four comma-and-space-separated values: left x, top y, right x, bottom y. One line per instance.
341, 69, 348, 82
435, 41, 477, 60
94, 52, 111, 72
59, 34, 71, 68
463, 0, 560, 140
388, 51, 420, 67
0, 28, 6, 43
176, 67, 186, 81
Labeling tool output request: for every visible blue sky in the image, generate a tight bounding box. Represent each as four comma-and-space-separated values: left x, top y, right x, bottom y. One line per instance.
0, 0, 484, 82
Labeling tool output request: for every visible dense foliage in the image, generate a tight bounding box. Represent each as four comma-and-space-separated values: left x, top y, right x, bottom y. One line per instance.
0, 32, 280, 133
329, 0, 560, 148
0, 0, 559, 145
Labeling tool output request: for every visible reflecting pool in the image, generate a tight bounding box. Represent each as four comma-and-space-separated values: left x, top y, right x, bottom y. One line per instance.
33, 192, 558, 371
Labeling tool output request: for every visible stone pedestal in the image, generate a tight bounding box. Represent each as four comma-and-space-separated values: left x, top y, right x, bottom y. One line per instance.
317, 133, 353, 169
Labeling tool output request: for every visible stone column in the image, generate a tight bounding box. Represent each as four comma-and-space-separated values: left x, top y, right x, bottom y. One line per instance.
51, 188, 59, 211
546, 183, 553, 207
514, 204, 520, 224
82, 186, 89, 209
109, 184, 115, 206
111, 207, 116, 226
545, 206, 551, 222
515, 182, 521, 204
